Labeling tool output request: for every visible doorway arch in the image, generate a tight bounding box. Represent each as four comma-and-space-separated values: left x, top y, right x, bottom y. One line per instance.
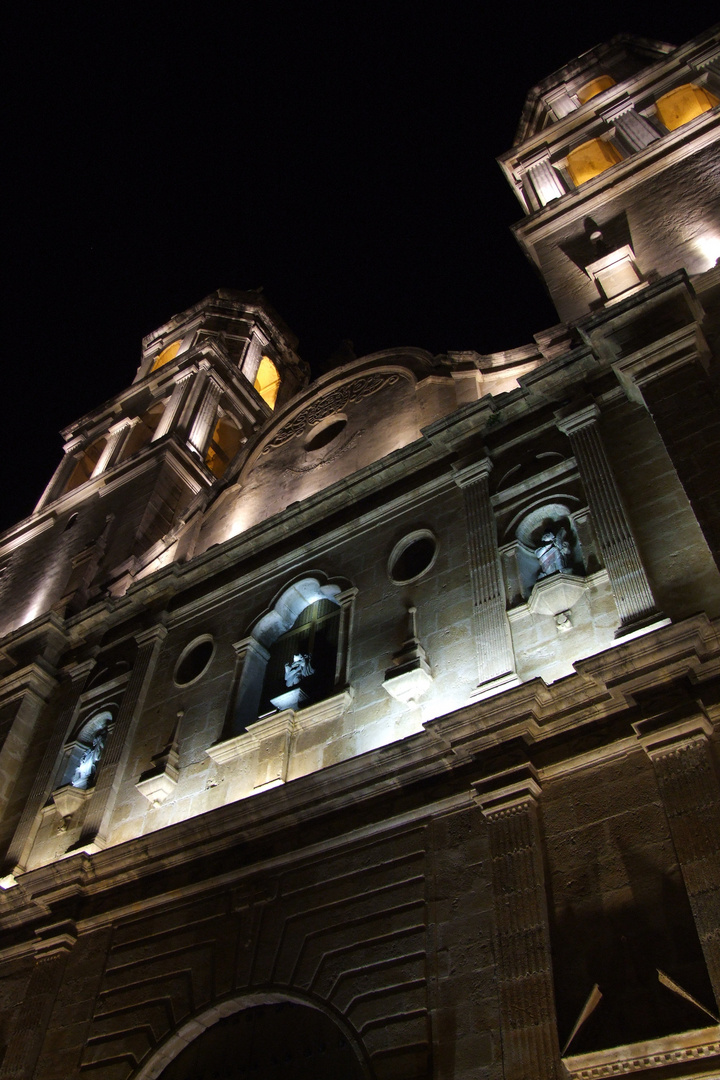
134, 993, 371, 1080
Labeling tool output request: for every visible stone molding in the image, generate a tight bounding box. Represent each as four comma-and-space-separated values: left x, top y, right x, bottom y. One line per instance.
563, 1024, 720, 1078
208, 690, 354, 782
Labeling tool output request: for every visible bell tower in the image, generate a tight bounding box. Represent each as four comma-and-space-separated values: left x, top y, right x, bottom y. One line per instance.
8, 290, 309, 622
498, 28, 720, 321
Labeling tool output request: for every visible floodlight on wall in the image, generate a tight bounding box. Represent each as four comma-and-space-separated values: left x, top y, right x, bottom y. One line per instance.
695, 231, 720, 270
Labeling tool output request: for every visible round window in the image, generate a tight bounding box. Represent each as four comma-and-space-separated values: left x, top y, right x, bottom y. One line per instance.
388, 530, 438, 584
174, 636, 214, 686
305, 416, 347, 452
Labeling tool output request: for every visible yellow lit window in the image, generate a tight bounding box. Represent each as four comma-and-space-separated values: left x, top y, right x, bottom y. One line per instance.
655, 83, 719, 132
150, 340, 181, 372
253, 355, 281, 409
64, 435, 107, 493
566, 138, 622, 186
205, 416, 243, 479
577, 75, 616, 105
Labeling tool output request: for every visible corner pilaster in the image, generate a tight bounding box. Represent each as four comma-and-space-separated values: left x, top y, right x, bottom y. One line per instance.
634, 709, 720, 1005
472, 765, 561, 1080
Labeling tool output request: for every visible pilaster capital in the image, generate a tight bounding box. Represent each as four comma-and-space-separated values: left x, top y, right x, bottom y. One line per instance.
62, 657, 98, 685
452, 455, 492, 489
555, 402, 600, 437
134, 623, 169, 650
472, 763, 541, 819
231, 636, 270, 663
612, 324, 710, 405
632, 712, 713, 761
599, 95, 634, 122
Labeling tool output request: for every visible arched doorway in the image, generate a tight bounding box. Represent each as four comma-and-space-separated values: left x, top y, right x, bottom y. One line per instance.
151, 999, 368, 1080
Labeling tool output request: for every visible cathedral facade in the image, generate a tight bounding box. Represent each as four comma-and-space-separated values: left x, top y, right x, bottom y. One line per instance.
0, 24, 719, 1080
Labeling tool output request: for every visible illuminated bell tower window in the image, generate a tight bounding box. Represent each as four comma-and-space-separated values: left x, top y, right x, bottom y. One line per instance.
566, 137, 622, 186
655, 82, 719, 131
205, 415, 243, 479
576, 75, 615, 104
253, 355, 281, 409
63, 435, 108, 493
150, 339, 182, 372
118, 400, 166, 461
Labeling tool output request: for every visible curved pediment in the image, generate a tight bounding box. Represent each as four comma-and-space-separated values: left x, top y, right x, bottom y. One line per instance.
195, 349, 436, 552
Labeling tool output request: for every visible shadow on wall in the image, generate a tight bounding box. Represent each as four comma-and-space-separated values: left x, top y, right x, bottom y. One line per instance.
551, 841, 715, 1054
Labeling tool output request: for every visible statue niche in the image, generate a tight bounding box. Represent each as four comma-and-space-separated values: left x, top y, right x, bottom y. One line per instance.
513, 503, 584, 602
259, 599, 339, 714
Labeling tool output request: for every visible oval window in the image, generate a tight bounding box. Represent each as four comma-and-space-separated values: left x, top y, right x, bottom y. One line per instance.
388, 531, 438, 584
174, 636, 214, 686
305, 417, 347, 453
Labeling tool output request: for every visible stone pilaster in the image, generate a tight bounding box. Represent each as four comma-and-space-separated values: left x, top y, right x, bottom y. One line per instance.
522, 155, 566, 208
0, 921, 76, 1080
78, 625, 167, 850
473, 766, 561, 1080
90, 420, 132, 477
557, 404, 658, 631
2, 659, 96, 876
152, 372, 194, 442
187, 373, 223, 456
453, 457, 517, 693
0, 662, 59, 878
611, 325, 720, 572
225, 636, 271, 738
333, 587, 357, 687
634, 711, 720, 1005
602, 102, 661, 152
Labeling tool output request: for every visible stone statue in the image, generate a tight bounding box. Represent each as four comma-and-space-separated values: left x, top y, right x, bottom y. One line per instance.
534, 526, 572, 579
284, 653, 314, 687
71, 728, 107, 790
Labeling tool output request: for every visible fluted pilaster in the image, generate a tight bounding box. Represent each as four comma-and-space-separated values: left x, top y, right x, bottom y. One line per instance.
474, 767, 561, 1080
558, 405, 657, 630
454, 458, 516, 691
79, 625, 167, 849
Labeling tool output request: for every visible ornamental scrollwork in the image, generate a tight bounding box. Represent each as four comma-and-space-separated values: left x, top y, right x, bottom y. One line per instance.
262, 372, 400, 453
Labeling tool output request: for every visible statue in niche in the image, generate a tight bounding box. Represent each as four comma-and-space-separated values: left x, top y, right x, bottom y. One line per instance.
71, 728, 107, 790
534, 526, 572, 579
284, 653, 314, 687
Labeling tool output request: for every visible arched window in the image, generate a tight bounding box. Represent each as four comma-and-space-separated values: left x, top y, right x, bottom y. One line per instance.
577, 75, 615, 105
655, 82, 719, 132
228, 576, 355, 736
54, 709, 113, 792
118, 400, 166, 461
205, 414, 243, 479
259, 598, 341, 714
150, 339, 181, 372
253, 355, 281, 409
566, 138, 622, 186
63, 434, 108, 493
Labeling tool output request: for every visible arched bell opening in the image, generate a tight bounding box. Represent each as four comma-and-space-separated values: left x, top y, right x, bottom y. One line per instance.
228, 575, 355, 736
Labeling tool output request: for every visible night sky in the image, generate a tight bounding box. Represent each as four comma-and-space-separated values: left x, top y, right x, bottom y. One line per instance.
3, 3, 718, 534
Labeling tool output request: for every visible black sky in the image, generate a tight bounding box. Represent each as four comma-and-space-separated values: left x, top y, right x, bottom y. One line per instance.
2, 2, 718, 534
